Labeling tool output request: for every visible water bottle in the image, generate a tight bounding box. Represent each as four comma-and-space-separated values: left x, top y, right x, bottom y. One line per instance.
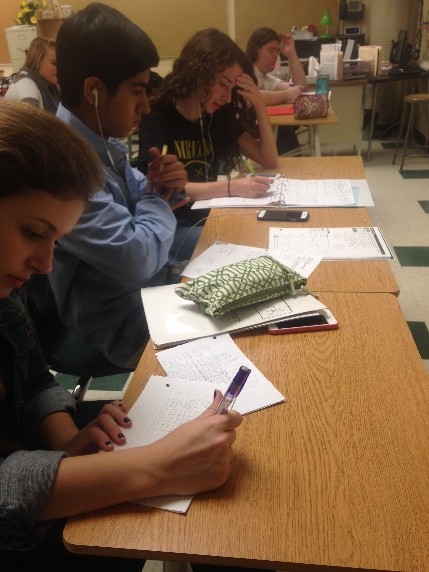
316, 68, 330, 95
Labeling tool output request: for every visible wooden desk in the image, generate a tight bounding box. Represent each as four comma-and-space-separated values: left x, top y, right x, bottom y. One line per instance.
193, 157, 399, 296
64, 291, 429, 571
268, 105, 338, 156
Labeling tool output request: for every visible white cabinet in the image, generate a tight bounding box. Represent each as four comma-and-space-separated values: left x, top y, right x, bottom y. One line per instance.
5, 26, 37, 72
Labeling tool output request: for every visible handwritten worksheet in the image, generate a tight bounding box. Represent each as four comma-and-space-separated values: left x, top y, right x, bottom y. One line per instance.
181, 242, 321, 279
121, 375, 216, 513
203, 178, 355, 208
269, 227, 394, 260
192, 179, 373, 209
156, 334, 285, 415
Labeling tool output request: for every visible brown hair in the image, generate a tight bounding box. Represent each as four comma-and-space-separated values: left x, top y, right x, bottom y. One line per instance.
153, 28, 258, 173
0, 100, 104, 201
246, 28, 281, 64
22, 37, 56, 72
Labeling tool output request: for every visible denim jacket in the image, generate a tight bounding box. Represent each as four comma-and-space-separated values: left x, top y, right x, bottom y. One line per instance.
0, 289, 75, 550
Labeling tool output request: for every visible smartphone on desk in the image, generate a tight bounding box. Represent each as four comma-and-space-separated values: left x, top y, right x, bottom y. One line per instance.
257, 209, 309, 222
268, 310, 338, 335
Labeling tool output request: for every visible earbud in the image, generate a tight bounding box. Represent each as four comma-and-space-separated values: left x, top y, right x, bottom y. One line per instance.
92, 88, 98, 108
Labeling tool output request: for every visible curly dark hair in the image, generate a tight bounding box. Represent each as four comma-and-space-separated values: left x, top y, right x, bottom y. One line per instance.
152, 28, 259, 174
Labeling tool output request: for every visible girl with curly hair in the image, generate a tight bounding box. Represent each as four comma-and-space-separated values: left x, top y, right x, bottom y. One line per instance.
138, 28, 278, 260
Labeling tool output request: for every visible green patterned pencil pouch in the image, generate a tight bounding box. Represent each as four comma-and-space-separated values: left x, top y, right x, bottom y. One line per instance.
175, 255, 307, 317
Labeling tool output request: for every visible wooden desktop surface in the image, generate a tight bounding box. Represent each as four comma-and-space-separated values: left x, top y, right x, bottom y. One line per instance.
64, 156, 427, 570
192, 157, 399, 295
64, 291, 429, 571
268, 104, 338, 127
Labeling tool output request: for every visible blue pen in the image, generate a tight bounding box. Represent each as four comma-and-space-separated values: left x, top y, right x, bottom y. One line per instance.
215, 366, 251, 415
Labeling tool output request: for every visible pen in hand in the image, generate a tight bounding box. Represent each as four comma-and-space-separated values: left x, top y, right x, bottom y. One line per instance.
215, 366, 251, 415
241, 155, 256, 176
152, 144, 168, 196
158, 144, 168, 174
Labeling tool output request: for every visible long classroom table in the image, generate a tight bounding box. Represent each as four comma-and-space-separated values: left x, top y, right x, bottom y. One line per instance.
64, 292, 429, 571
63, 156, 429, 571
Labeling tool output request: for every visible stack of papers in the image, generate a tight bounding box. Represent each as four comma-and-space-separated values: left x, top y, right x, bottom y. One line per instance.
140, 283, 331, 349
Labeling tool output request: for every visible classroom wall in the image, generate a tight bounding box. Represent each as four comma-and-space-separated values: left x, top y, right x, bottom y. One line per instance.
1, 0, 340, 63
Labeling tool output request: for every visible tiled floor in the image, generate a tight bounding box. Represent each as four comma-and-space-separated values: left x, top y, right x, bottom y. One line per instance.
362, 137, 429, 373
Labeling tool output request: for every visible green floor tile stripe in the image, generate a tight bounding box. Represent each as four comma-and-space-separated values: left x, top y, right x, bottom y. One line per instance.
55, 372, 79, 390
407, 322, 429, 360
400, 170, 429, 179
419, 200, 429, 213
90, 372, 130, 391
394, 246, 429, 267
54, 372, 130, 392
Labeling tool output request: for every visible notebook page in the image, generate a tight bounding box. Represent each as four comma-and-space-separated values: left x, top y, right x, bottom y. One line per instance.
121, 375, 216, 513
156, 334, 285, 415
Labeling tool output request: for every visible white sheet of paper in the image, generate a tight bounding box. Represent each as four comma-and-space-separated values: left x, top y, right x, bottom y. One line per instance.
182, 243, 267, 278
202, 179, 355, 208
267, 178, 355, 207
269, 227, 393, 260
121, 375, 216, 513
351, 179, 374, 207
268, 249, 322, 278
181, 242, 321, 280
156, 334, 285, 415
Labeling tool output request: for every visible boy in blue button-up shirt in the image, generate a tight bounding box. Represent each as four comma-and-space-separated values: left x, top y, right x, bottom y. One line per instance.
50, 3, 188, 368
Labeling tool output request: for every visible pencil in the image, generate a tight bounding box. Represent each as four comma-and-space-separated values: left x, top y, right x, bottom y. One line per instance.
158, 144, 168, 174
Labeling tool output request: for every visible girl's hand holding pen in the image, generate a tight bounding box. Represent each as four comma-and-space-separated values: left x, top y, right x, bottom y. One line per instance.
147, 146, 190, 210
142, 390, 243, 496
230, 175, 273, 198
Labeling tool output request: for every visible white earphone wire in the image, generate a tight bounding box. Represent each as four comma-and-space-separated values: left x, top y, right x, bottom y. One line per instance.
93, 89, 122, 178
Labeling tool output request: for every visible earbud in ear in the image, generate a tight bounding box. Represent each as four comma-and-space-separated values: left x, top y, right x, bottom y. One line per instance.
92, 88, 98, 108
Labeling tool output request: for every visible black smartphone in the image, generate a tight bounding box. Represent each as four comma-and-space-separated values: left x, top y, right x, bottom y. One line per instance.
257, 209, 309, 222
